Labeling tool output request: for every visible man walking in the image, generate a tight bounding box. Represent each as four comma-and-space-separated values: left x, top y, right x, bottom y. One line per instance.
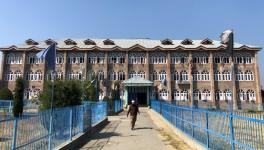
127, 100, 140, 130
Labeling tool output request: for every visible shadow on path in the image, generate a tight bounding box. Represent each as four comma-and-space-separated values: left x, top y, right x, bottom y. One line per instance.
133, 127, 153, 130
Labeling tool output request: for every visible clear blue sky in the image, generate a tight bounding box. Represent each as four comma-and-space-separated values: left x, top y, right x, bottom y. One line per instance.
0, 0, 263, 87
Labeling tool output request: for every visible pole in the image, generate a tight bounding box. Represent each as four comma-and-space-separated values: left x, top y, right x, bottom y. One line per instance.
48, 71, 55, 150
229, 32, 237, 111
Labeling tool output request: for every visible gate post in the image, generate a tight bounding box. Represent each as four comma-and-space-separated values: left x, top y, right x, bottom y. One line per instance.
11, 118, 18, 150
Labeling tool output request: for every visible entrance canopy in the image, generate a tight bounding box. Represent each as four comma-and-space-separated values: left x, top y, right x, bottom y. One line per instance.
122, 77, 153, 87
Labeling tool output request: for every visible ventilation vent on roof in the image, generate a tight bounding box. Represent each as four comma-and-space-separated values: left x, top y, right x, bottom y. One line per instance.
25, 39, 38, 45
84, 39, 96, 45
45, 39, 57, 45
64, 39, 77, 45
161, 39, 173, 45
201, 38, 213, 45
103, 39, 115, 45
181, 38, 193, 45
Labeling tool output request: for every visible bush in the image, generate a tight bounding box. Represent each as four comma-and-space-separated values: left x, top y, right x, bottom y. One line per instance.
0, 87, 13, 100
39, 80, 82, 110
13, 78, 24, 117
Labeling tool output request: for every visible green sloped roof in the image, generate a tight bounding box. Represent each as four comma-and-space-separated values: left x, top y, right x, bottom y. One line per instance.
122, 76, 153, 86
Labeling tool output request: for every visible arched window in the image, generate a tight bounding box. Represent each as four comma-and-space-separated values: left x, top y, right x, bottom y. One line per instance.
235, 54, 243, 64
193, 70, 200, 81
151, 70, 158, 81
68, 53, 84, 64
5, 70, 14, 81
118, 70, 125, 80
236, 70, 244, 81
181, 90, 189, 101
193, 89, 200, 100
27, 70, 34, 81
129, 52, 146, 64
215, 90, 223, 101
6, 53, 23, 64
109, 53, 125, 64
214, 55, 221, 64
109, 71, 116, 80
201, 70, 209, 81
27, 53, 43, 64
247, 90, 255, 101
173, 90, 180, 101
214, 71, 221, 81
150, 52, 167, 64
193, 53, 209, 64
129, 70, 137, 78
181, 70, 188, 81
238, 89, 246, 101
88, 52, 105, 64
159, 70, 166, 81
171, 53, 188, 64
244, 53, 252, 64
171, 71, 179, 81
56, 53, 64, 64
138, 70, 145, 78
68, 71, 82, 80
87, 71, 95, 80
34, 70, 42, 81
222, 55, 230, 63
201, 89, 211, 101
97, 70, 104, 80
224, 89, 232, 101
14, 70, 22, 80
222, 70, 231, 81
56, 70, 64, 79
244, 70, 253, 81
159, 89, 168, 100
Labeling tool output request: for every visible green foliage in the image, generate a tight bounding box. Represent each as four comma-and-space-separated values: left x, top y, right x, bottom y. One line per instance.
39, 80, 82, 110
13, 77, 24, 117
111, 81, 121, 101
83, 80, 97, 101
0, 87, 13, 100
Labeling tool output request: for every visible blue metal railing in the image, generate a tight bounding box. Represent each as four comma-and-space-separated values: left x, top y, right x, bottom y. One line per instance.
114, 100, 123, 113
0, 100, 13, 113
0, 101, 107, 150
151, 100, 264, 150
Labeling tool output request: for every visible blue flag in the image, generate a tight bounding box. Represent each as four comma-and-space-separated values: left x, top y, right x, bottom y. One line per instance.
37, 43, 56, 71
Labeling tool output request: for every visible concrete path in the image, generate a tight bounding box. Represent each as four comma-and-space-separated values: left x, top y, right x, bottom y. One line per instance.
79, 108, 191, 150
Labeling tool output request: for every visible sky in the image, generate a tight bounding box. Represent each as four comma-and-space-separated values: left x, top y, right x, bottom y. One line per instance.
0, 0, 263, 87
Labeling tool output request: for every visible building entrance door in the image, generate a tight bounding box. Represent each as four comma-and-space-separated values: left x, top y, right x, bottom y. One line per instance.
137, 93, 147, 105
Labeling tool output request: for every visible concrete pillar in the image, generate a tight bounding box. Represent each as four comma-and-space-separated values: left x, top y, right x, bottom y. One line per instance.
0, 52, 5, 81
254, 53, 263, 110
83, 51, 88, 80
188, 52, 193, 107
22, 52, 27, 80
104, 52, 109, 97
166, 51, 172, 101
209, 52, 216, 108
63, 51, 67, 80
125, 51, 129, 79
146, 52, 150, 80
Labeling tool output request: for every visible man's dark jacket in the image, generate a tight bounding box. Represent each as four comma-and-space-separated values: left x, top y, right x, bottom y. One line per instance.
127, 104, 139, 117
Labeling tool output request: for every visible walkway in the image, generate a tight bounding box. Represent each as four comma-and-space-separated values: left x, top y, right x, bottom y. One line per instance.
79, 108, 192, 150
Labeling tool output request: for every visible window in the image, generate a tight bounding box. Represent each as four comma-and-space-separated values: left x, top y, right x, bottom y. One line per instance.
201, 89, 211, 101
214, 71, 221, 81
215, 90, 224, 101
214, 56, 221, 64
98, 70, 104, 80
151, 70, 158, 81
181, 90, 189, 101
109, 71, 116, 80
67, 71, 82, 80
247, 90, 255, 101
24, 88, 40, 100
171, 71, 179, 81
34, 70, 43, 81
108, 53, 125, 64
27, 71, 34, 81
224, 89, 232, 101
171, 53, 188, 64
5, 71, 14, 81
181, 70, 188, 81
56, 71, 64, 79
238, 90, 246, 101
159, 89, 168, 100
244, 70, 253, 81
56, 53, 64, 64
193, 89, 200, 100
222, 70, 231, 81
174, 90, 188, 101
87, 71, 95, 80
201, 70, 209, 81
68, 53, 84, 64
129, 71, 137, 78
150, 52, 167, 64
6, 53, 23, 64
117, 70, 125, 80
159, 70, 166, 81
129, 52, 146, 64
192, 53, 209, 64
222, 56, 230, 63
236, 70, 244, 81
193, 70, 200, 81
88, 52, 105, 64
173, 90, 180, 101
235, 54, 243, 64
138, 70, 145, 78
28, 53, 43, 64
14, 70, 22, 80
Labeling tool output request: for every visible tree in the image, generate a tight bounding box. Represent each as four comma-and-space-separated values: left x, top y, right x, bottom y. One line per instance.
83, 79, 98, 101
13, 77, 24, 117
0, 87, 13, 100
39, 80, 82, 110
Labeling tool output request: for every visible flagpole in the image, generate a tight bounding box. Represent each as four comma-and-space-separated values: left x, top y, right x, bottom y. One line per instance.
48, 71, 55, 150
